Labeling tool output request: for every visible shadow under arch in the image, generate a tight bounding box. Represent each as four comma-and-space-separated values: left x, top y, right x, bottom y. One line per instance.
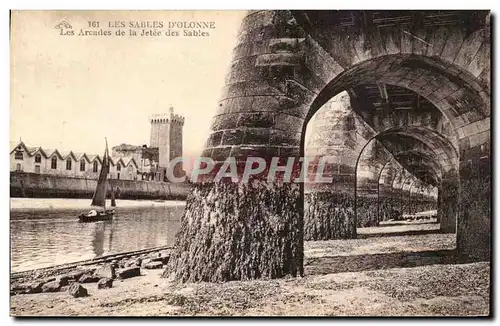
353, 126, 459, 229
377, 158, 438, 224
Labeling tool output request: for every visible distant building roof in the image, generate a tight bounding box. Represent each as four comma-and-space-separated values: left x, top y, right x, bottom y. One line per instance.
112, 143, 143, 152
11, 141, 142, 169
11, 141, 97, 163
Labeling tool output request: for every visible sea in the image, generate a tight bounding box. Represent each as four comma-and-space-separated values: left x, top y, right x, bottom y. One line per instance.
10, 198, 184, 273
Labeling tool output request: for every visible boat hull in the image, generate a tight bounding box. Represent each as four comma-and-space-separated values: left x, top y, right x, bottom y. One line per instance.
78, 211, 114, 223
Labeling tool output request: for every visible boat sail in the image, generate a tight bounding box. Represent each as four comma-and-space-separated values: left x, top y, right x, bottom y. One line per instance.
78, 139, 114, 222
90, 139, 110, 210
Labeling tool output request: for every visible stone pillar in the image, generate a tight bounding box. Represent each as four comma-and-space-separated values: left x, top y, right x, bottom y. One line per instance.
438, 170, 458, 233
413, 187, 427, 213
390, 172, 404, 220
378, 188, 401, 222
166, 11, 313, 282
304, 185, 356, 240
407, 182, 421, 215
457, 145, 491, 260
304, 93, 361, 240
436, 190, 442, 223
378, 163, 402, 221
356, 141, 391, 227
400, 176, 414, 215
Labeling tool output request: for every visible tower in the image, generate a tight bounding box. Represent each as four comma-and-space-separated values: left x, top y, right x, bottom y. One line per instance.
169, 107, 185, 173
150, 112, 170, 169
149, 107, 185, 178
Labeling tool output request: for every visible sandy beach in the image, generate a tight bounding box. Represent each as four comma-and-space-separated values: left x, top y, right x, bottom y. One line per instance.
10, 227, 490, 317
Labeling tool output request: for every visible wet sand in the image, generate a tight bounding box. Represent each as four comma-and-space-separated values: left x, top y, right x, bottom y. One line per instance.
10, 226, 490, 317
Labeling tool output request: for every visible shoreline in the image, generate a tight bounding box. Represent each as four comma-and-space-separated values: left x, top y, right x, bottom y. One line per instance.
11, 218, 439, 274
11, 246, 174, 279
10, 198, 186, 211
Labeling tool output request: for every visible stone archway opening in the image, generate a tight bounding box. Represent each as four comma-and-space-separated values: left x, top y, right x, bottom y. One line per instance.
302, 53, 488, 259
377, 160, 439, 224
303, 80, 463, 242
353, 128, 458, 239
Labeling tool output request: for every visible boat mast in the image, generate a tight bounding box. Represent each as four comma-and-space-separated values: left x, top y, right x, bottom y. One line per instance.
104, 137, 108, 210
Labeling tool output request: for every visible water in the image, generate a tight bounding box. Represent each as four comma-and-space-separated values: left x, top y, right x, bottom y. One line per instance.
10, 199, 185, 273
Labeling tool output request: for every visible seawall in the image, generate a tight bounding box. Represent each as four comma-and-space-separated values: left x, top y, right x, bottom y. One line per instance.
10, 172, 191, 200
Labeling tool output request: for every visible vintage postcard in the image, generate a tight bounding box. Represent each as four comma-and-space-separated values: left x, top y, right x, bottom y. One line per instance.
10, 10, 491, 317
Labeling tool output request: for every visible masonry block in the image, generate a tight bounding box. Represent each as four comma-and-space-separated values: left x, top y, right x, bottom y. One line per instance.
221, 129, 245, 146
211, 113, 240, 131
274, 114, 304, 131
242, 129, 271, 145
237, 112, 275, 128
205, 131, 223, 148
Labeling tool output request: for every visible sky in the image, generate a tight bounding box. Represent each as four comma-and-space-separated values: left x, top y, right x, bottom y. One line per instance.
10, 10, 246, 157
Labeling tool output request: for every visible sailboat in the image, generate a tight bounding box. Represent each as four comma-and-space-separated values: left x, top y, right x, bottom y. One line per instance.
78, 139, 115, 222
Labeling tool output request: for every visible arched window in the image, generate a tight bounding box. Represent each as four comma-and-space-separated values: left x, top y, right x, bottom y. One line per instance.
66, 158, 72, 170
80, 159, 86, 171
116, 163, 121, 171
15, 163, 22, 171
93, 161, 99, 173
51, 156, 57, 169
35, 154, 41, 163
14, 151, 23, 160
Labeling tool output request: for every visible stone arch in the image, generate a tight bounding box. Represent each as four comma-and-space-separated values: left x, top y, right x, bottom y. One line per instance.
373, 128, 460, 232
305, 53, 489, 140
299, 41, 488, 242
302, 91, 459, 238
305, 51, 488, 257
353, 125, 457, 228
169, 11, 490, 283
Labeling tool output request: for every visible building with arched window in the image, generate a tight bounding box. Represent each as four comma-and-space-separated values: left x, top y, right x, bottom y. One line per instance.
10, 141, 139, 180
51, 156, 58, 169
